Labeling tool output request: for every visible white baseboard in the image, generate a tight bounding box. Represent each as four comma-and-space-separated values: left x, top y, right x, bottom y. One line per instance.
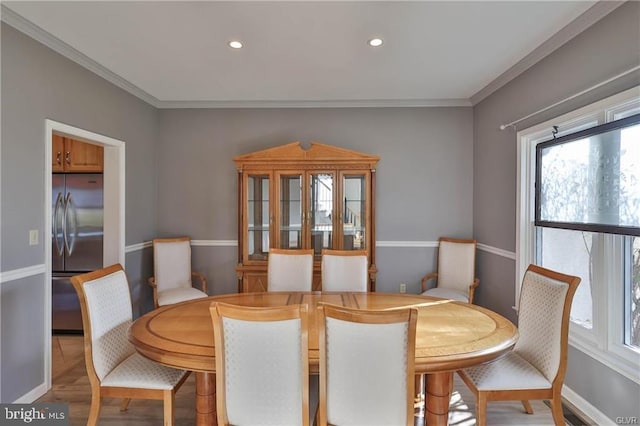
563, 384, 616, 426
13, 382, 47, 403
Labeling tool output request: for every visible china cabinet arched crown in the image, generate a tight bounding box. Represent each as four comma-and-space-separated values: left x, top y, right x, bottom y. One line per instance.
234, 141, 379, 292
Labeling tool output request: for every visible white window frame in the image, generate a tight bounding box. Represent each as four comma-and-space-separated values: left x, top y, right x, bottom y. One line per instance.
516, 86, 640, 384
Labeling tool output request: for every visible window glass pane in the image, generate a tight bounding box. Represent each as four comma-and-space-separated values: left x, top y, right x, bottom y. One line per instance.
247, 175, 269, 260
620, 126, 640, 228
536, 117, 640, 235
343, 175, 366, 250
279, 175, 302, 249
310, 173, 333, 256
537, 227, 593, 329
627, 236, 640, 349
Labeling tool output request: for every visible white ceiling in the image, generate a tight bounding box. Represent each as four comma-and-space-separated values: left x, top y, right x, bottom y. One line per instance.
3, 1, 602, 107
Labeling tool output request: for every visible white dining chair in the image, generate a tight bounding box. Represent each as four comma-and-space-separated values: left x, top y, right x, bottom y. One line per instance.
458, 264, 581, 426
71, 264, 189, 426
148, 236, 208, 308
317, 304, 418, 426
421, 237, 479, 303
210, 302, 310, 426
267, 248, 314, 291
321, 249, 369, 292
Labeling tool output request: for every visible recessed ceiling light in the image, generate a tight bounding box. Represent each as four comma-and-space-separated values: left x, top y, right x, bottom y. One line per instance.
368, 38, 383, 47
229, 40, 243, 49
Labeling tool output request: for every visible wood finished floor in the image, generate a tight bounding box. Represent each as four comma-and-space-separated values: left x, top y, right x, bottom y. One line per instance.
40, 335, 588, 425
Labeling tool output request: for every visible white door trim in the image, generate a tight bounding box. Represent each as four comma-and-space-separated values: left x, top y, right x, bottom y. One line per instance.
43, 119, 126, 393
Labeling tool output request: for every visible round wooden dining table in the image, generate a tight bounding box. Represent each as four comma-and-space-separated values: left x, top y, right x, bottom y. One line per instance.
129, 291, 518, 426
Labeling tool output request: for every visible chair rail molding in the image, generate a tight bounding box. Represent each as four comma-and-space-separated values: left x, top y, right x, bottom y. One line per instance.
476, 243, 516, 260
124, 241, 153, 253
125, 240, 517, 263
376, 240, 439, 248
0, 264, 46, 285
191, 240, 238, 247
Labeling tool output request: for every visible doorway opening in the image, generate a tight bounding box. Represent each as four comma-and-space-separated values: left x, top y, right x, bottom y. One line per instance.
44, 119, 125, 391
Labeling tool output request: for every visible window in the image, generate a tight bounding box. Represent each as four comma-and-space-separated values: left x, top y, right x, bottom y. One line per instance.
517, 87, 640, 382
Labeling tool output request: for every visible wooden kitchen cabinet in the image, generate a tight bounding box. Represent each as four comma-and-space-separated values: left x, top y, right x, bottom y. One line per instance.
234, 142, 379, 292
52, 134, 104, 172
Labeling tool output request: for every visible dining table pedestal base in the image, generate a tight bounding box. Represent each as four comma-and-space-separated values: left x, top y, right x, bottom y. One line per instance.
425, 372, 453, 426
195, 372, 216, 426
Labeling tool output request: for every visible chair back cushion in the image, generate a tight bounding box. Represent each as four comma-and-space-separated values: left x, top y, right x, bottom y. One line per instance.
514, 269, 569, 382
437, 239, 476, 294
324, 316, 410, 425
268, 249, 313, 291
82, 269, 135, 381
154, 238, 192, 292
220, 315, 306, 424
321, 250, 368, 292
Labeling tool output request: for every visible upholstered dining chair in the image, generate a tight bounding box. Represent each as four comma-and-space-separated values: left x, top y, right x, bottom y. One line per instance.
457, 264, 581, 426
148, 236, 207, 308
321, 249, 369, 292
267, 248, 314, 291
421, 237, 479, 303
71, 264, 189, 426
210, 302, 310, 426
317, 304, 418, 426
416, 237, 479, 406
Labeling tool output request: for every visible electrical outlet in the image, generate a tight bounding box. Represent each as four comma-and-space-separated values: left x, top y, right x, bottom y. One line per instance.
399, 283, 406, 294
29, 230, 39, 246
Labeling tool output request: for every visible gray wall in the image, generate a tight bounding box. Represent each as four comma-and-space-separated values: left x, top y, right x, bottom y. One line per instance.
157, 107, 474, 295
0, 23, 159, 402
473, 1, 640, 420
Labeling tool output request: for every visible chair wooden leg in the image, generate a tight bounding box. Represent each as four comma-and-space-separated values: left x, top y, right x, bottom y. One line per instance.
476, 392, 487, 426
163, 390, 175, 426
521, 400, 534, 414
87, 391, 102, 426
550, 395, 565, 426
120, 398, 131, 412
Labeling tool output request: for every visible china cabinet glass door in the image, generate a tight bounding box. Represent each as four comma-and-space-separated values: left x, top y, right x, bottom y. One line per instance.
342, 174, 367, 250
277, 173, 303, 249
247, 174, 270, 261
310, 172, 335, 257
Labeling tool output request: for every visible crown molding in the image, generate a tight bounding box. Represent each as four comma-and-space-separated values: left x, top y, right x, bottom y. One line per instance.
1, 4, 162, 108
3, 1, 617, 110
1, 4, 470, 109
470, 1, 626, 106
157, 98, 472, 109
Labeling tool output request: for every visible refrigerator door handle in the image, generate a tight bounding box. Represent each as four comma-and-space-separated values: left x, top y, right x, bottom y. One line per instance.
53, 192, 65, 256
64, 192, 78, 256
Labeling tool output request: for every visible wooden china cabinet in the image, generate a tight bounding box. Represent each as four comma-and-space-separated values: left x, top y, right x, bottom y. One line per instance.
234, 142, 379, 292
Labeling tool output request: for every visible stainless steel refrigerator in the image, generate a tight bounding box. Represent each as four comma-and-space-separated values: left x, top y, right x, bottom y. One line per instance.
52, 173, 103, 333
